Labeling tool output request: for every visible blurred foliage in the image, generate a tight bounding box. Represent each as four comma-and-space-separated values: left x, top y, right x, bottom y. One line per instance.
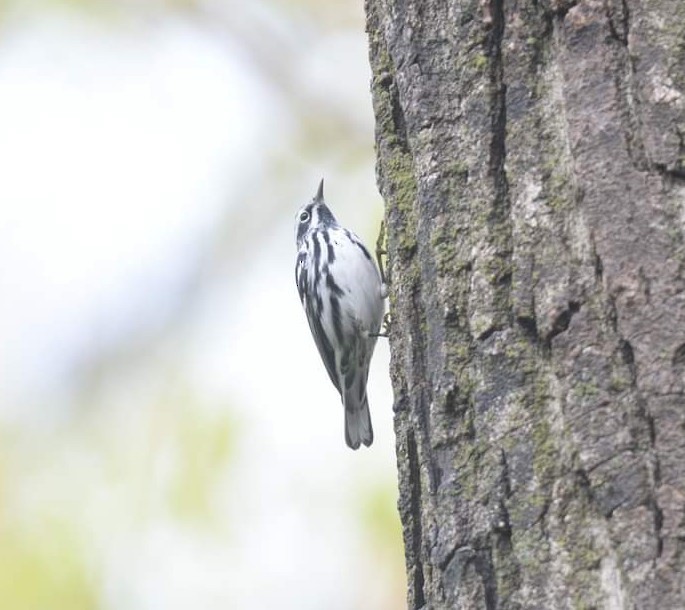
0, 0, 404, 607
0, 520, 97, 610
167, 403, 238, 525
359, 481, 407, 610
360, 481, 404, 559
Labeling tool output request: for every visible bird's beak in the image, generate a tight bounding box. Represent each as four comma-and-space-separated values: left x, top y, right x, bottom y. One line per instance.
315, 178, 324, 202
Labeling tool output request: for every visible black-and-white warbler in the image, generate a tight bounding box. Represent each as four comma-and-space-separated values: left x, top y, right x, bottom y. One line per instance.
295, 180, 386, 449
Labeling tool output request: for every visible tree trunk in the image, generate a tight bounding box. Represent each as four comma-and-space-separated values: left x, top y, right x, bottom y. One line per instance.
365, 0, 685, 608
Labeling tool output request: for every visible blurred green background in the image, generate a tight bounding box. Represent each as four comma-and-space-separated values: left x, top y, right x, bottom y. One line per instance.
0, 0, 404, 608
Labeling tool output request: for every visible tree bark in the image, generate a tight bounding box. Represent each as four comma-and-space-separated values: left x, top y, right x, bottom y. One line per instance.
365, 0, 685, 608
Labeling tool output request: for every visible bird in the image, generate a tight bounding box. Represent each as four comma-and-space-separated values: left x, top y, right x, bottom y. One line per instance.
294, 179, 385, 449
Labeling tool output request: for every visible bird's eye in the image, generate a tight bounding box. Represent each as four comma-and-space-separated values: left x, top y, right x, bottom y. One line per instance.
300, 211, 310, 223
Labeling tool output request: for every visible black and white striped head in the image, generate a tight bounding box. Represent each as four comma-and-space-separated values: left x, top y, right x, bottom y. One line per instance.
295, 179, 338, 249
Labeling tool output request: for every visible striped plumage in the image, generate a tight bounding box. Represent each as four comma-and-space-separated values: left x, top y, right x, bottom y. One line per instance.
295, 180, 385, 449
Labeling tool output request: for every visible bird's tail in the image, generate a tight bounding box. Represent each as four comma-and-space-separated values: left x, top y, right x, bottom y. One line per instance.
344, 393, 374, 450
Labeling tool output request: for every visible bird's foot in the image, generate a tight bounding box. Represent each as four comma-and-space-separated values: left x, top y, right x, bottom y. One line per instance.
370, 313, 392, 338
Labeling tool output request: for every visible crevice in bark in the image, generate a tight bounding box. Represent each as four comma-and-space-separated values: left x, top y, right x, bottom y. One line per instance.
642, 403, 664, 558
493, 450, 514, 549
673, 343, 685, 368
516, 314, 540, 343
477, 325, 505, 342
493, 498, 512, 538
594, 250, 604, 284
543, 300, 581, 347
658, 128, 685, 181
544, 0, 579, 20
408, 281, 433, 462
443, 546, 475, 604
486, 0, 514, 330
476, 547, 499, 610
439, 544, 458, 572
619, 334, 665, 559
603, 0, 653, 176
487, 0, 507, 186
605, 0, 629, 46
407, 428, 427, 610
445, 543, 500, 610
498, 447, 512, 498
389, 77, 410, 154
655, 163, 685, 182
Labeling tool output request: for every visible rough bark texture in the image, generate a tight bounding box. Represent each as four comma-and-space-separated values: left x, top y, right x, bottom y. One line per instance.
365, 0, 685, 608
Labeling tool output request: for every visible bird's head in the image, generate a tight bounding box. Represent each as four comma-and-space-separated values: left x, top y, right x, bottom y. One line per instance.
295, 179, 338, 248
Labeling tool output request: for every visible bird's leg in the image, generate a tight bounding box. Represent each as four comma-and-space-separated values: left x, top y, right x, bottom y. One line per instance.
370, 312, 392, 338
375, 221, 387, 285
376, 220, 390, 301
372, 220, 392, 337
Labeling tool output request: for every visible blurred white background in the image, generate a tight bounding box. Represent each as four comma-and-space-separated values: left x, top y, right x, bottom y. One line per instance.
0, 1, 403, 608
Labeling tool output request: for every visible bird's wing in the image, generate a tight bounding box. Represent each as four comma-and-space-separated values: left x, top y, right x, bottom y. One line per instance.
296, 246, 341, 394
